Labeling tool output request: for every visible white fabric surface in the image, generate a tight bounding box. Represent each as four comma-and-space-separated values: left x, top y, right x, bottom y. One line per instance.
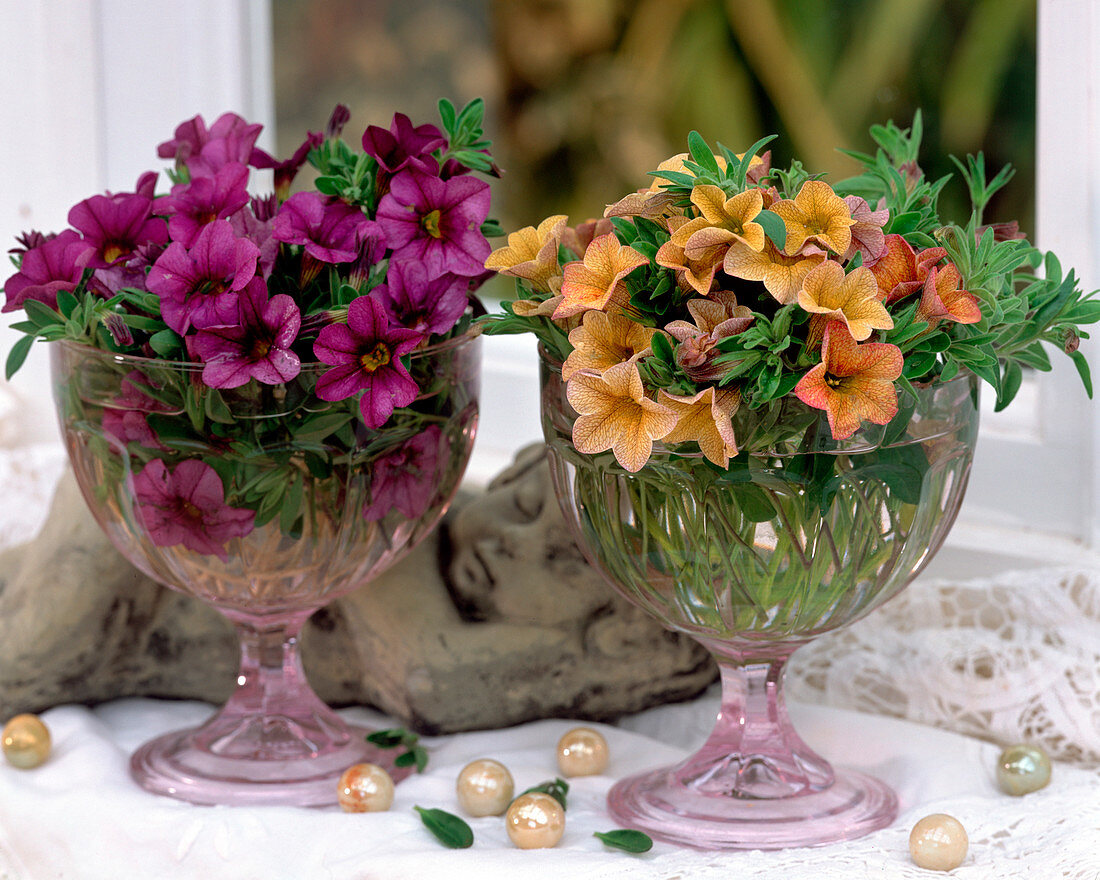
0, 695, 1098, 879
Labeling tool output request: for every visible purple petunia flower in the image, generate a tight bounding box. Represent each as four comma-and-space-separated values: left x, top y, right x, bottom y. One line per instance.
251, 131, 323, 202
229, 203, 278, 279
158, 112, 264, 179
375, 169, 491, 278
375, 260, 469, 336
132, 458, 255, 560
101, 371, 170, 450
362, 424, 443, 521
2, 229, 90, 313
158, 162, 251, 247
147, 219, 260, 335
272, 192, 380, 264
190, 278, 302, 389
68, 189, 168, 269
361, 113, 446, 176
313, 294, 423, 429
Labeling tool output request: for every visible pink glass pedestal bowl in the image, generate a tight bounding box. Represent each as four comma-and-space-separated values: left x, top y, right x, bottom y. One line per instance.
541, 358, 979, 850
51, 334, 479, 806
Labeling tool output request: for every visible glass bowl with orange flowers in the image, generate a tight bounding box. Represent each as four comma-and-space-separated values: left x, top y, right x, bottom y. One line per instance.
482, 114, 1100, 851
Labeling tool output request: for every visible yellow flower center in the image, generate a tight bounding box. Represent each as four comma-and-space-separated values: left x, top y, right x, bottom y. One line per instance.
250, 339, 272, 360
421, 209, 443, 239
179, 499, 203, 523
103, 243, 126, 263
359, 342, 392, 373
824, 372, 844, 389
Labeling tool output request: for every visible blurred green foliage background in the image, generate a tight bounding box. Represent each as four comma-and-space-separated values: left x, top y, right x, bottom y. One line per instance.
274, 0, 1036, 258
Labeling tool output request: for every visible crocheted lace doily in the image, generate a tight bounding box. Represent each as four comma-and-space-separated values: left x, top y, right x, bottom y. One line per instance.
788, 567, 1100, 765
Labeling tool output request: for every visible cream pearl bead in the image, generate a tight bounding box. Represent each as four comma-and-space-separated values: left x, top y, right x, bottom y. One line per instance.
337, 763, 395, 813
556, 726, 609, 777
505, 792, 566, 849
909, 813, 968, 871
456, 758, 515, 817
2, 714, 51, 769
996, 744, 1052, 796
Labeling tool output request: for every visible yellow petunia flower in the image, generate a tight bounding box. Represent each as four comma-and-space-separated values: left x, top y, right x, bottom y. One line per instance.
770, 180, 855, 256
723, 240, 824, 305
657, 386, 741, 468
484, 214, 568, 293
683, 185, 766, 256
562, 311, 659, 380
554, 232, 648, 319
797, 261, 892, 341
566, 361, 679, 472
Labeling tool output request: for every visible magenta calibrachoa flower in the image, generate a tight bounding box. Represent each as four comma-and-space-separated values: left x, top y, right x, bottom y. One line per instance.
375, 260, 469, 336
2, 230, 89, 313
314, 294, 423, 429
362, 425, 443, 521
147, 219, 260, 334
272, 192, 380, 264
159, 162, 251, 247
157, 112, 263, 178
132, 458, 255, 560
376, 169, 491, 277
101, 371, 170, 450
190, 278, 302, 389
68, 189, 167, 269
361, 113, 446, 176
251, 131, 323, 202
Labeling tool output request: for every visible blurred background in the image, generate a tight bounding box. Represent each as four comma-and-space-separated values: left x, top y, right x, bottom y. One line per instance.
273, 0, 1037, 284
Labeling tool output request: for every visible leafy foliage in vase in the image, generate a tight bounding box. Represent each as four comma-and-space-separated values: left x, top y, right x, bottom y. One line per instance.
5, 100, 498, 559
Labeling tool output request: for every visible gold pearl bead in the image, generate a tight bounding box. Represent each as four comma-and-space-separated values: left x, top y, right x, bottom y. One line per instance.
996, 743, 1052, 796
337, 763, 394, 813
456, 758, 515, 817
556, 726, 609, 777
2, 714, 51, 769
505, 792, 566, 849
909, 813, 968, 871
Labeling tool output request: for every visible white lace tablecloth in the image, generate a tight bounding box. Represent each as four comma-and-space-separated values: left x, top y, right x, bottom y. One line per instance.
1, 695, 1098, 879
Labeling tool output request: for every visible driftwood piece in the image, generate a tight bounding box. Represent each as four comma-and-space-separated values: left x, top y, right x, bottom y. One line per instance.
0, 445, 714, 733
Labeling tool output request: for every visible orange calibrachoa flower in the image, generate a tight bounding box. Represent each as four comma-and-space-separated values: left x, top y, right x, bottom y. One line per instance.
794, 321, 903, 439
723, 239, 824, 305
562, 311, 659, 380
567, 361, 679, 472
868, 235, 944, 304
797, 261, 893, 341
656, 386, 741, 467
484, 214, 568, 292
512, 295, 563, 317
841, 195, 889, 264
679, 185, 766, 257
554, 232, 648, 319
770, 180, 855, 256
656, 216, 723, 296
562, 217, 614, 259
917, 262, 981, 325
665, 292, 754, 381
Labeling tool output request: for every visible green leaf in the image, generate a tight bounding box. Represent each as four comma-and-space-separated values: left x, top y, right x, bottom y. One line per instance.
366, 729, 407, 748
5, 334, 34, 380
149, 328, 184, 358
23, 299, 62, 329
594, 830, 653, 854
1072, 349, 1093, 398
520, 778, 569, 810
995, 360, 1023, 412
730, 481, 776, 522
279, 473, 303, 534
756, 209, 787, 251
414, 807, 473, 849
885, 211, 921, 235
437, 98, 457, 133
204, 389, 234, 424
314, 176, 343, 196
56, 289, 79, 317
686, 130, 720, 177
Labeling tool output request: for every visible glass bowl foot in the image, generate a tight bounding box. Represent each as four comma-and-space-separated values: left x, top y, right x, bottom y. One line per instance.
131, 719, 415, 807
607, 764, 898, 851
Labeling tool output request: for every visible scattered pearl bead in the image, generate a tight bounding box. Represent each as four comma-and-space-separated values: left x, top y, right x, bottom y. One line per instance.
909, 813, 968, 872
2, 714, 51, 769
456, 758, 515, 817
337, 763, 394, 813
556, 726, 609, 777
505, 792, 566, 849
996, 743, 1051, 796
